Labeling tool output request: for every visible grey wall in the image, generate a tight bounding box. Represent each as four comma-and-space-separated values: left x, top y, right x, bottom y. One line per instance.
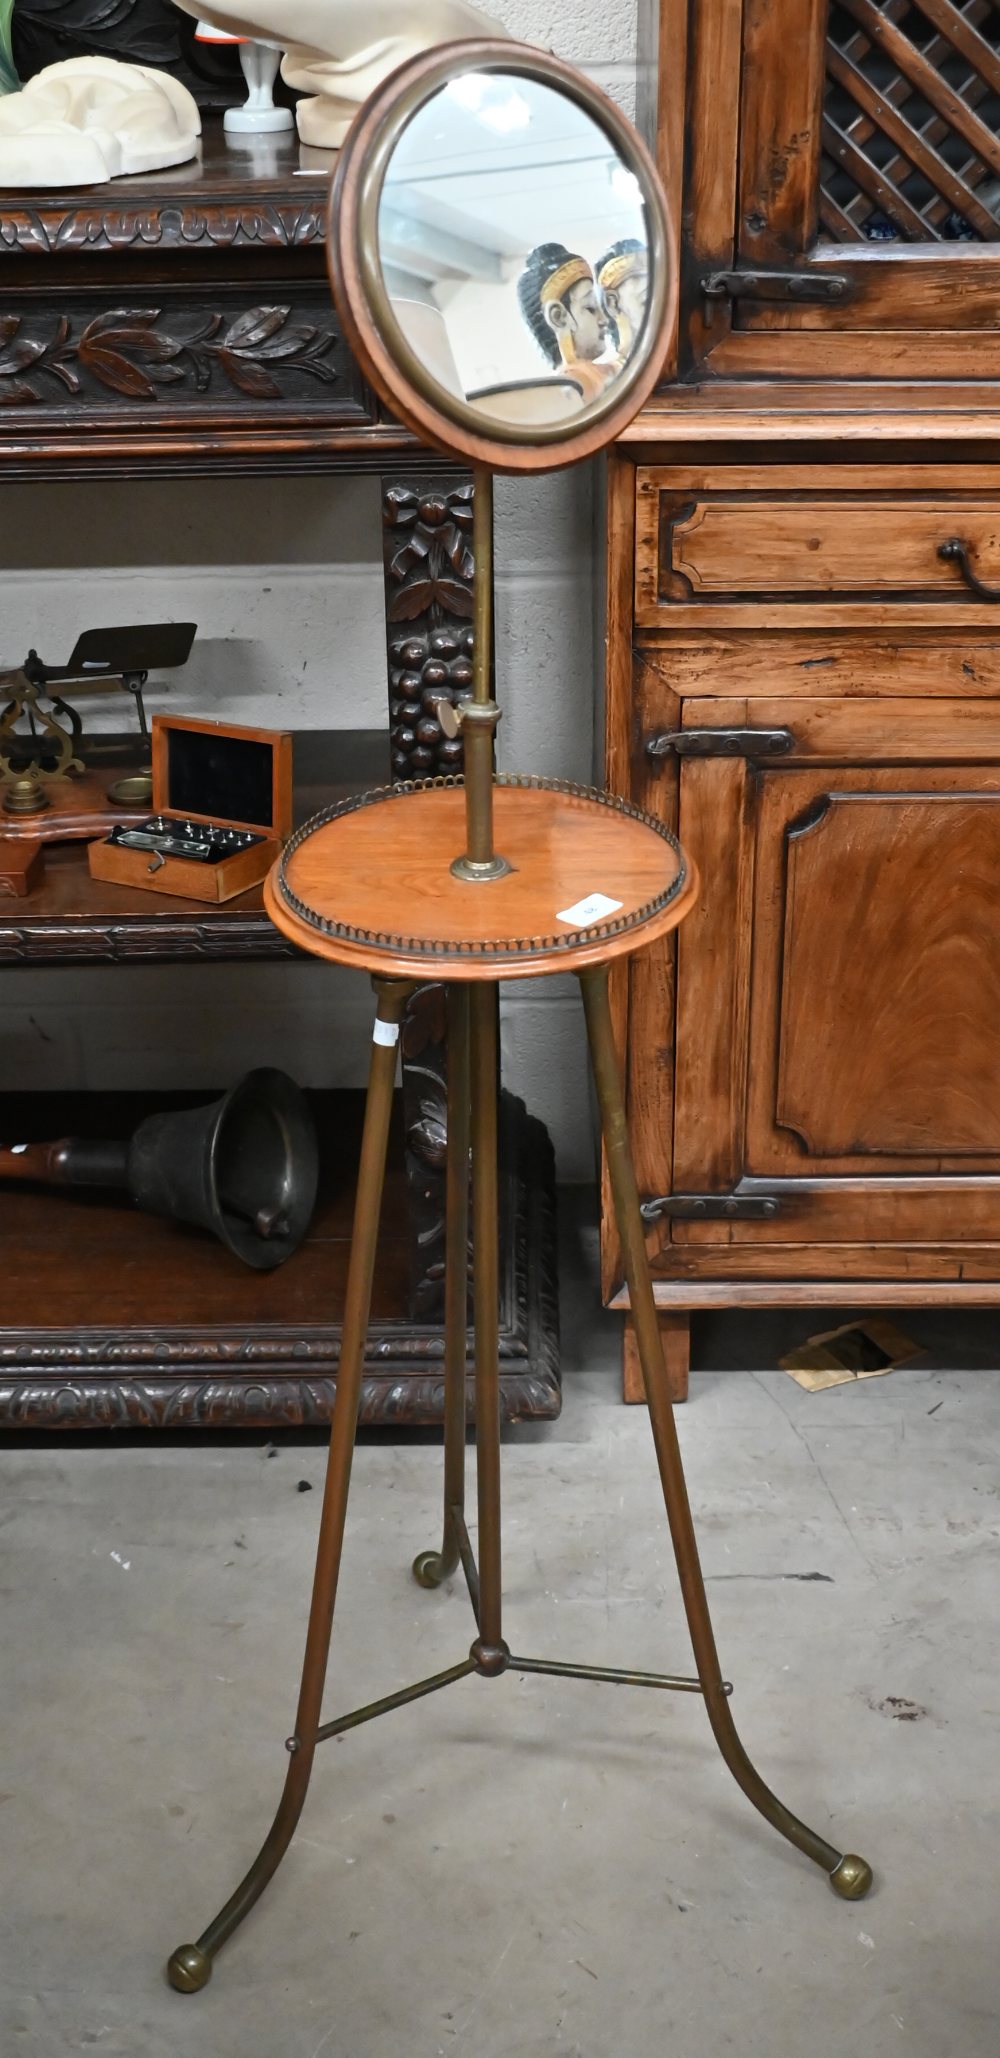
1, 2, 636, 1182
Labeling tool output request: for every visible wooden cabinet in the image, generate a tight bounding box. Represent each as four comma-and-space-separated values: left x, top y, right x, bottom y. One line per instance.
657, 0, 1000, 385
607, 0, 1000, 1391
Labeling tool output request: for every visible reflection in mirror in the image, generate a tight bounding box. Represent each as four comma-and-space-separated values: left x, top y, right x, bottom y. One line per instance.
376, 70, 650, 430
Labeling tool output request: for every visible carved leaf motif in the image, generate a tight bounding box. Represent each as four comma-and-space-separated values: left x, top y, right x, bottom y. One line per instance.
86, 307, 158, 338
0, 299, 342, 405
246, 210, 288, 246
222, 305, 289, 350
82, 352, 154, 397
291, 211, 323, 245
75, 309, 187, 399
386, 541, 476, 620
0, 316, 46, 371
439, 521, 475, 582
388, 577, 438, 621
2, 213, 50, 252
214, 353, 282, 399
6, 337, 46, 367
0, 316, 42, 404
209, 306, 338, 395
430, 575, 474, 618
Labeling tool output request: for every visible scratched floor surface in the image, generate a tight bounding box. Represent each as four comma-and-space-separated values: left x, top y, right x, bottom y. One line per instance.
3, 1212, 999, 2058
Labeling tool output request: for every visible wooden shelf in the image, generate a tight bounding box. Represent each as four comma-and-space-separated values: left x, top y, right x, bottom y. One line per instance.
0, 118, 437, 480
1, 730, 387, 965
1, 736, 563, 1428
0, 138, 561, 1426
0, 1088, 560, 1431
0, 122, 327, 243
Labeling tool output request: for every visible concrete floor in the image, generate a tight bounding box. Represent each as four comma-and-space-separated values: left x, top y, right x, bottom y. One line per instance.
4, 1213, 1000, 2057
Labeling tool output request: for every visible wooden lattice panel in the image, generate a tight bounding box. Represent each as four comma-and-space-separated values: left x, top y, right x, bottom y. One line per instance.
822, 0, 1000, 240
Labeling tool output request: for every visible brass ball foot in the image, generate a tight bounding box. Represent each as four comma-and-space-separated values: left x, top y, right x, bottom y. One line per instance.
829, 1854, 874, 1901
167, 1943, 213, 1992
412, 1549, 445, 1589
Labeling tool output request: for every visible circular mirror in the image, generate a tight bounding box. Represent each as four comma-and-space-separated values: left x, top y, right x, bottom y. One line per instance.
328, 41, 674, 469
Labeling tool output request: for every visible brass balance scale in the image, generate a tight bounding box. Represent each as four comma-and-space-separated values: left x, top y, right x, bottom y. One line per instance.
164, 37, 874, 2002
0, 621, 195, 893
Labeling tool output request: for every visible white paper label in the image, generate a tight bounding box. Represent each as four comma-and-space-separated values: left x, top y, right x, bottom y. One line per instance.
373, 1018, 400, 1046
556, 892, 623, 927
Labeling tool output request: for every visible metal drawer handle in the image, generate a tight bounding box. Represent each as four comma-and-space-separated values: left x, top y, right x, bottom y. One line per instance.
646, 726, 795, 761
938, 537, 1000, 601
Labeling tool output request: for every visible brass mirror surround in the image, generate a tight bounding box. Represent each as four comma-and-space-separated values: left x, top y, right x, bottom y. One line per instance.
326, 39, 675, 473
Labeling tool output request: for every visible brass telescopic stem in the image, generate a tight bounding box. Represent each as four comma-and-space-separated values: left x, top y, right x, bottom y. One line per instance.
578, 964, 872, 1901
452, 468, 508, 882
469, 982, 507, 1673
167, 978, 414, 1993
413, 984, 471, 1590
472, 466, 493, 711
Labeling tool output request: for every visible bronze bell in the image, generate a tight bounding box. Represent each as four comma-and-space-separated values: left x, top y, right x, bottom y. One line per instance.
0, 1070, 319, 1270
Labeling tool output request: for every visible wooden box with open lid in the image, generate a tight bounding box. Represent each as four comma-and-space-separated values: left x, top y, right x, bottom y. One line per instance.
88, 714, 292, 903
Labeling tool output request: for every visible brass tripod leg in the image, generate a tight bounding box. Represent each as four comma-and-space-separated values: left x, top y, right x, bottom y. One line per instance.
167, 978, 414, 1993
469, 982, 507, 1675
413, 984, 471, 1591
578, 964, 873, 1902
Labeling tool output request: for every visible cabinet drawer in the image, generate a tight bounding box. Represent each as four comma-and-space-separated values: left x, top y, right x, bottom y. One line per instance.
653, 698, 1000, 763
635, 464, 1000, 630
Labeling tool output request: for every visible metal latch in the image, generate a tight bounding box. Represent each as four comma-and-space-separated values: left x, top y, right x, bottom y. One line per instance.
641, 1192, 782, 1224
701, 267, 852, 305
646, 727, 795, 761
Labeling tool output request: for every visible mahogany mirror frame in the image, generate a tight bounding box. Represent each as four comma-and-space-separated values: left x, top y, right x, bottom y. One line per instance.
326, 38, 676, 472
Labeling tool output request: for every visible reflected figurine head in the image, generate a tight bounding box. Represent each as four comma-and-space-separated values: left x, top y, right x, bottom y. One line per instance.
596, 238, 648, 356
517, 243, 616, 398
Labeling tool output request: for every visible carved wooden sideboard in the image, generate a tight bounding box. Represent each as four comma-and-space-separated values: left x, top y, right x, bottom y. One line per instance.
0, 131, 559, 1430
605, 0, 1000, 1401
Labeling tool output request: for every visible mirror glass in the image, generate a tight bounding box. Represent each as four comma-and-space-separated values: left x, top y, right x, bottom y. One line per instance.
375, 71, 652, 433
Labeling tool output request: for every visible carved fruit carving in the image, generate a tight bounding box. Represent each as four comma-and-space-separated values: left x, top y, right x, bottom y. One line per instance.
382, 482, 476, 779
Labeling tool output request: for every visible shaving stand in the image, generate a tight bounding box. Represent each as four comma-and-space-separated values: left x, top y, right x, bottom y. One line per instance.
167, 470, 872, 1993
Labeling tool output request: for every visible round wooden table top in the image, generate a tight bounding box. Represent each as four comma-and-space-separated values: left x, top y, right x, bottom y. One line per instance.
264, 778, 697, 982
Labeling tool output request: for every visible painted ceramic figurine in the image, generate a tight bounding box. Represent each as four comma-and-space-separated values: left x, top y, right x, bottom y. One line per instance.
0, 55, 200, 184
171, 0, 510, 147
596, 238, 649, 355
516, 243, 620, 402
